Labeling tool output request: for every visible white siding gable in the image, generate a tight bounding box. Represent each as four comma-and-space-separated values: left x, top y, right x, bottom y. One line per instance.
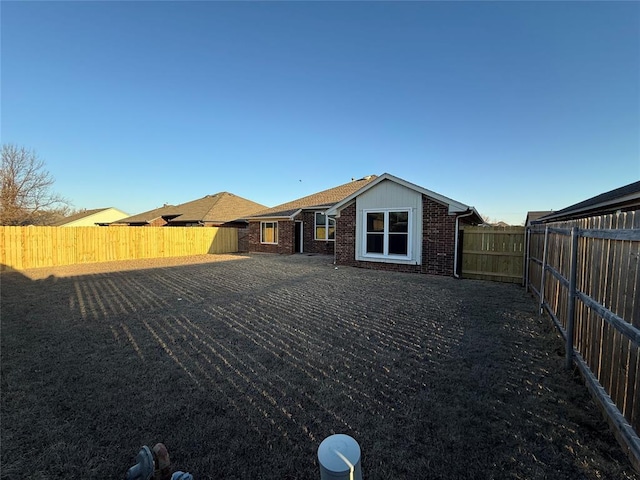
355, 179, 422, 264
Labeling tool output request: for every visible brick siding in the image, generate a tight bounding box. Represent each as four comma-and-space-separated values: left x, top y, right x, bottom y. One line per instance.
421, 195, 456, 276
248, 221, 295, 254
335, 196, 457, 276
300, 211, 335, 255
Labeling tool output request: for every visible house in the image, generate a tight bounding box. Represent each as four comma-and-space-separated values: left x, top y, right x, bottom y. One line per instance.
525, 211, 553, 227
110, 204, 181, 227
112, 192, 267, 227
536, 180, 640, 223
246, 176, 378, 255
50, 207, 129, 226
327, 173, 483, 276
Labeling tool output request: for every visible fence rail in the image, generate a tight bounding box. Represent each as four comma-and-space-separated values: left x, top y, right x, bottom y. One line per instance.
526, 211, 640, 470
0, 226, 238, 270
461, 226, 525, 283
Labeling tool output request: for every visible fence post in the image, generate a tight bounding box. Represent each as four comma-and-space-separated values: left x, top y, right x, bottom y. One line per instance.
539, 226, 549, 314
524, 228, 531, 289
565, 227, 579, 369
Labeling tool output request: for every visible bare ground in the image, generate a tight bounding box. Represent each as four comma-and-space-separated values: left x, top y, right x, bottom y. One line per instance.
1, 253, 637, 479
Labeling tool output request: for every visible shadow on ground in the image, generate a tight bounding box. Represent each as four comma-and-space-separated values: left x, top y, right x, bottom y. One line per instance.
1, 254, 636, 479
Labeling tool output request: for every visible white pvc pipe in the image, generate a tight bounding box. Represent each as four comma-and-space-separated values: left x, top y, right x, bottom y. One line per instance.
318, 434, 363, 480
453, 210, 476, 278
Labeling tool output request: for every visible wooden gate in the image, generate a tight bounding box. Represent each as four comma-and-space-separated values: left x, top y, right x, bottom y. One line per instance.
461, 226, 525, 283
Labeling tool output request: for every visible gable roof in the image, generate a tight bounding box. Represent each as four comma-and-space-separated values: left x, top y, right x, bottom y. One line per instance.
112, 204, 181, 225
525, 210, 553, 226
247, 175, 378, 220
113, 192, 267, 226
50, 207, 129, 226
326, 172, 482, 222
170, 192, 267, 224
50, 208, 108, 226
538, 180, 640, 223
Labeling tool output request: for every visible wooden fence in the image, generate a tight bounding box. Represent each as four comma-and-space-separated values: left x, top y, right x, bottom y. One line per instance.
526, 211, 640, 470
461, 226, 525, 283
0, 226, 239, 270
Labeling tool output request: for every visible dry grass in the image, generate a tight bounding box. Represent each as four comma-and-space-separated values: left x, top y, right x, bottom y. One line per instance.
1, 254, 637, 479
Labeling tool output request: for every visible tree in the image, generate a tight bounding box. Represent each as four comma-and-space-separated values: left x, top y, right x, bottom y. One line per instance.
1, 144, 70, 225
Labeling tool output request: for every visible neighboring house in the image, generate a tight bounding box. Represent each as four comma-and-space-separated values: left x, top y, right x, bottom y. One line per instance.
245, 176, 378, 255
327, 173, 483, 276
525, 211, 553, 227
51, 207, 129, 227
113, 192, 266, 227
535, 180, 640, 224
110, 204, 181, 227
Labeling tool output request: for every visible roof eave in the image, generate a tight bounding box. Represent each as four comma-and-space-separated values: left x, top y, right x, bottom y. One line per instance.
328, 172, 472, 215
539, 192, 640, 223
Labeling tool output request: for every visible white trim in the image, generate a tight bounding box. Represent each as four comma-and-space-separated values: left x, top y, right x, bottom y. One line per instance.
327, 173, 475, 216
260, 221, 278, 244
295, 220, 303, 253
314, 211, 336, 241
361, 208, 412, 260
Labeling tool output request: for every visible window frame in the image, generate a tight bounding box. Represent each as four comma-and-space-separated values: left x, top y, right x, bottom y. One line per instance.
362, 208, 411, 259
314, 211, 336, 241
260, 221, 278, 244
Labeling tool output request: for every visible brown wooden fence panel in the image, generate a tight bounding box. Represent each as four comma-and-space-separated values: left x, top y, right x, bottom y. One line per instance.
0, 226, 238, 270
461, 226, 525, 283
526, 210, 640, 470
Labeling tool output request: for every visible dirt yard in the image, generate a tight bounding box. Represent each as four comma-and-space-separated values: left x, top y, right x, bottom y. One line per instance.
1, 254, 637, 479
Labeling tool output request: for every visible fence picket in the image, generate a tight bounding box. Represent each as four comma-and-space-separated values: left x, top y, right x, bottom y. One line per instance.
461, 226, 525, 283
0, 226, 239, 270
526, 210, 640, 470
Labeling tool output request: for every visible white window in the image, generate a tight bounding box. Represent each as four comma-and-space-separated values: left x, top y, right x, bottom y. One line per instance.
363, 209, 410, 257
260, 221, 278, 244
315, 212, 336, 241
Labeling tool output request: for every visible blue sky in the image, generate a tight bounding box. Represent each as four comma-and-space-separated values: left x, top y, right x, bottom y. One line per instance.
2, 1, 639, 225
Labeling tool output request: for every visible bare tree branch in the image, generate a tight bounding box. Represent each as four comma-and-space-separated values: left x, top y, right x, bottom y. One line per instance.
1, 144, 70, 225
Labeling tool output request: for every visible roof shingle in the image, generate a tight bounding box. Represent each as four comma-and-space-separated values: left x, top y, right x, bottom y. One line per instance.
248, 175, 378, 219
113, 192, 267, 225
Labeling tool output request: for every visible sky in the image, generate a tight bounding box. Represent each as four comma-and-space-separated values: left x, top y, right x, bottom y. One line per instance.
2, 1, 639, 225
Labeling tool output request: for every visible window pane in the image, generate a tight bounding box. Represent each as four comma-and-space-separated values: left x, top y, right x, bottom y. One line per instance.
389, 233, 408, 255
316, 226, 326, 239
389, 211, 408, 232
315, 212, 326, 225
261, 222, 277, 243
367, 212, 384, 232
366, 233, 384, 253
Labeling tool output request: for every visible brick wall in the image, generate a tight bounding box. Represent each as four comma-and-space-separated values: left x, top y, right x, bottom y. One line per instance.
421, 195, 456, 276
335, 203, 357, 265
300, 211, 335, 255
248, 221, 295, 254
335, 196, 457, 276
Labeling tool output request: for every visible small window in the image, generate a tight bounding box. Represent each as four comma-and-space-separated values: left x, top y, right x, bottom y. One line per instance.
315, 212, 336, 241
260, 221, 278, 244
364, 210, 410, 257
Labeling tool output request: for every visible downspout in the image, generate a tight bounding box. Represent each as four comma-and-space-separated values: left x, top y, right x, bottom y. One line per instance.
453, 210, 476, 279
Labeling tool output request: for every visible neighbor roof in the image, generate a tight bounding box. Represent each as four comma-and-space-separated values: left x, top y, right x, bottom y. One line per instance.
169, 192, 267, 224
538, 180, 640, 223
50, 208, 110, 226
247, 175, 378, 220
113, 192, 267, 225
525, 211, 553, 226
112, 204, 181, 225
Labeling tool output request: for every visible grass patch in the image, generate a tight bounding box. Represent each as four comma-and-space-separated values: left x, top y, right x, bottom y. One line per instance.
1, 254, 637, 479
